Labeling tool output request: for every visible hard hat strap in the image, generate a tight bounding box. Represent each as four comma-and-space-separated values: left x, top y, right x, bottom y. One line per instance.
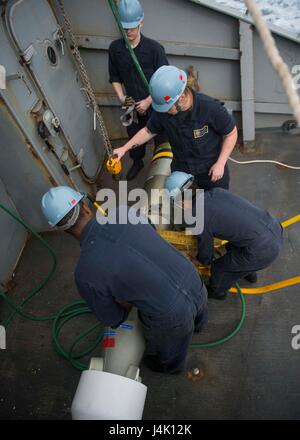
56, 204, 81, 231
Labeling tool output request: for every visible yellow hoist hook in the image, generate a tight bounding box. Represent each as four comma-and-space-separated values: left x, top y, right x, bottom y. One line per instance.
106, 154, 122, 180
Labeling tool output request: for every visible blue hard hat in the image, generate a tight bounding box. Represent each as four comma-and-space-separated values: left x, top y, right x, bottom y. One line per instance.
41, 186, 84, 227
149, 65, 187, 112
165, 171, 194, 200
118, 0, 144, 29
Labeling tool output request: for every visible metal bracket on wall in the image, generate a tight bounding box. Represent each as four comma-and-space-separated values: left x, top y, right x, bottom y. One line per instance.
43, 109, 61, 138
4, 72, 32, 95
53, 28, 65, 56
69, 148, 85, 172
22, 44, 35, 64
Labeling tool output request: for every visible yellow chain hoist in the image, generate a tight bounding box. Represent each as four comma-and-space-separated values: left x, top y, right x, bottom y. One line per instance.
106, 144, 140, 179
106, 154, 122, 179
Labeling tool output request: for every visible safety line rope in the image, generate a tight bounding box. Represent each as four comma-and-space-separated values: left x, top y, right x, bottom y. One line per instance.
244, 0, 300, 126
229, 157, 300, 170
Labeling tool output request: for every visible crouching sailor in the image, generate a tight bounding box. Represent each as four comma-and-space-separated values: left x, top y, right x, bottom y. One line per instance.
41, 186, 208, 373
165, 172, 284, 300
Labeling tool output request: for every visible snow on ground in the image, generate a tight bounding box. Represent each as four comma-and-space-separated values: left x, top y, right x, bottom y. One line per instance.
214, 0, 300, 35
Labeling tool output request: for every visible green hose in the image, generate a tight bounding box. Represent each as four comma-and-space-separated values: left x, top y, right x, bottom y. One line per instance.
0, 203, 57, 327
108, 0, 149, 91
51, 301, 102, 371
0, 202, 101, 371
0, 202, 245, 371
191, 284, 246, 348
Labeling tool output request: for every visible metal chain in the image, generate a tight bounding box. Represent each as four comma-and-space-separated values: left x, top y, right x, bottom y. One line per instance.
57, 0, 113, 157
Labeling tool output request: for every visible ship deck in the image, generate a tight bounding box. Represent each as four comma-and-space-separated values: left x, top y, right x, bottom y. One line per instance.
1, 130, 300, 420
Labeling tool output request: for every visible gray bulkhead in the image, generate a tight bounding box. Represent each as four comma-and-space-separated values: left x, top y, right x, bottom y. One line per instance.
0, 0, 107, 285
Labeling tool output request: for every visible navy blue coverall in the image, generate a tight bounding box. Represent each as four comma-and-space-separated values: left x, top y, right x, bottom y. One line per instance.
75, 208, 208, 373
195, 189, 283, 294
147, 92, 236, 190
109, 34, 169, 160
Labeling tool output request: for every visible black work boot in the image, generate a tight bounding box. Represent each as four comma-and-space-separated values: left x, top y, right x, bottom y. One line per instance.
244, 272, 258, 283
207, 286, 227, 300
126, 160, 144, 181
143, 355, 183, 374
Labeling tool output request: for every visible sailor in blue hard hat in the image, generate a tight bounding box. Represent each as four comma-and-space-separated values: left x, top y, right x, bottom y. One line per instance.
41, 186, 86, 230
165, 172, 283, 300
114, 64, 238, 190
118, 0, 144, 29
108, 0, 169, 181
41, 186, 208, 373
164, 170, 194, 201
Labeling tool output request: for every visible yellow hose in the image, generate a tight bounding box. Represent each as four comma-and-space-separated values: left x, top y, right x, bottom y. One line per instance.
281, 214, 300, 229
229, 276, 300, 295
159, 213, 300, 295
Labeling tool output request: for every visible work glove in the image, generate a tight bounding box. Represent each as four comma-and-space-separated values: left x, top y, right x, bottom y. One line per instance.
121, 95, 135, 107
120, 96, 138, 127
